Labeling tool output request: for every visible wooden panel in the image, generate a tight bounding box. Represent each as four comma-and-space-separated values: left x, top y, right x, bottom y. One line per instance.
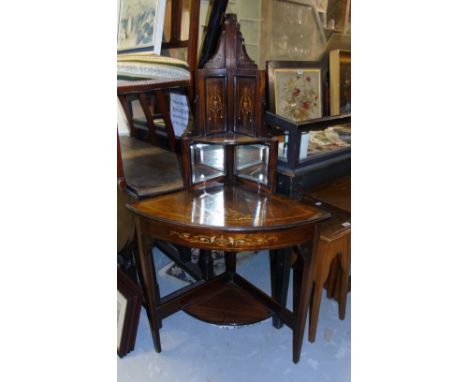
234, 75, 257, 135
204, 76, 227, 134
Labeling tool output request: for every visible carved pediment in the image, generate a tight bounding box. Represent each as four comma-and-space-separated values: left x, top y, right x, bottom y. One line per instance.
205, 14, 257, 70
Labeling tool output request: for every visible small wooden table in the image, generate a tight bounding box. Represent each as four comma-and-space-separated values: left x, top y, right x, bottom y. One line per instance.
127, 185, 329, 363
303, 176, 351, 341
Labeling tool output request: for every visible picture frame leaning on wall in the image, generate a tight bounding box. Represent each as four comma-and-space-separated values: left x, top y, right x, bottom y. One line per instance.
117, 268, 143, 357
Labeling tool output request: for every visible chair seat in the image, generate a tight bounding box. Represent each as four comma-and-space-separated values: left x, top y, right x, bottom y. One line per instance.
117, 53, 190, 84
119, 136, 184, 199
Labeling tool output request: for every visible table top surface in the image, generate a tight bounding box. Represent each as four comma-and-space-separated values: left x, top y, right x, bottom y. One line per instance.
128, 185, 329, 232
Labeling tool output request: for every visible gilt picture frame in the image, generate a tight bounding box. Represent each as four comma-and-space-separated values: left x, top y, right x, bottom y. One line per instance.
329, 49, 351, 115
117, 0, 167, 54
267, 61, 323, 122
117, 268, 143, 358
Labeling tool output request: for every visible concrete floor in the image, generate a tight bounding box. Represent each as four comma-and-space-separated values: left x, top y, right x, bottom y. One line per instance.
118, 248, 351, 382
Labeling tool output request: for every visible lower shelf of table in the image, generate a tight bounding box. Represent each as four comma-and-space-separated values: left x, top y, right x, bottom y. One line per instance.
183, 281, 272, 326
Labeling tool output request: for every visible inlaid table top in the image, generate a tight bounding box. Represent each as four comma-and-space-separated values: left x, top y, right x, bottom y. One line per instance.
128, 185, 328, 231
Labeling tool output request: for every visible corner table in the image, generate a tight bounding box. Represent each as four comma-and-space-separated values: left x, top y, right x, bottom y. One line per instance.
127, 184, 329, 363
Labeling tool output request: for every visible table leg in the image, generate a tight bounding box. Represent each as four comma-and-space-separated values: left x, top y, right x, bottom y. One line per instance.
135, 218, 162, 353
224, 252, 236, 274
292, 251, 303, 315
326, 257, 340, 299
269, 248, 292, 329
199, 249, 214, 279
292, 229, 319, 363
338, 234, 351, 320
308, 240, 336, 343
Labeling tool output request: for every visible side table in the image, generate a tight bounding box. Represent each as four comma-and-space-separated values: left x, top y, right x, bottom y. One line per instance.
303, 177, 351, 342
127, 185, 329, 363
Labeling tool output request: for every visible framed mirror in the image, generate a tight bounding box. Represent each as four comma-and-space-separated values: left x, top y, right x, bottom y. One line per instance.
235, 144, 270, 186
190, 143, 225, 184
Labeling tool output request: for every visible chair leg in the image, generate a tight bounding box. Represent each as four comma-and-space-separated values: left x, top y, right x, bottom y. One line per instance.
155, 90, 177, 152
138, 93, 158, 146
118, 95, 137, 137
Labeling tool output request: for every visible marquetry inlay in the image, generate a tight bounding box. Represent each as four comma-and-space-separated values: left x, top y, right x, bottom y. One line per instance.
207, 87, 224, 124
238, 87, 253, 127
170, 231, 278, 248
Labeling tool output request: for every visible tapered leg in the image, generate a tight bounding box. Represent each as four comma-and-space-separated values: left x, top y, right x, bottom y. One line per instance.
135, 217, 162, 352
199, 249, 214, 279
292, 228, 320, 363
338, 234, 351, 320
179, 246, 192, 263
326, 257, 340, 299
270, 248, 292, 328
292, 254, 303, 315
332, 265, 342, 302
224, 252, 236, 274
308, 241, 336, 343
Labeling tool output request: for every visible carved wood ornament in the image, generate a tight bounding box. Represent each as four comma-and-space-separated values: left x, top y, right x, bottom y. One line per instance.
195, 14, 265, 137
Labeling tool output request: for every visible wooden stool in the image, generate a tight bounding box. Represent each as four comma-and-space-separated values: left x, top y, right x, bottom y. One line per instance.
308, 206, 351, 342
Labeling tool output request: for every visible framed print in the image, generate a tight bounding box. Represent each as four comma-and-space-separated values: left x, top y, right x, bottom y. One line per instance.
117, 0, 167, 54
117, 268, 143, 357
267, 61, 323, 122
329, 49, 351, 115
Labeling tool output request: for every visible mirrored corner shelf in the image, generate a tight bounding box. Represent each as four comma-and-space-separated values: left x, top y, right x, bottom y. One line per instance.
182, 134, 278, 193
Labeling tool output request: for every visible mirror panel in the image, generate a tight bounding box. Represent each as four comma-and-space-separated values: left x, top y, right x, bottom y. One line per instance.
235, 144, 269, 185
190, 143, 225, 184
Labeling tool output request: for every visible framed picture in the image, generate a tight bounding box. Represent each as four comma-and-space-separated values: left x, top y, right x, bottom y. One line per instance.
329, 49, 351, 115
267, 61, 323, 122
117, 268, 143, 358
117, 0, 167, 54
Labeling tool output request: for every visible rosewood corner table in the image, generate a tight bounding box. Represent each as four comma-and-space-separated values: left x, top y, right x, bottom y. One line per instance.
127, 185, 329, 363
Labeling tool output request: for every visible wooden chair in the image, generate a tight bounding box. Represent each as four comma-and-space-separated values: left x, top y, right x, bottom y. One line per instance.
116, 0, 232, 196
117, 0, 229, 152
117, 0, 201, 152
